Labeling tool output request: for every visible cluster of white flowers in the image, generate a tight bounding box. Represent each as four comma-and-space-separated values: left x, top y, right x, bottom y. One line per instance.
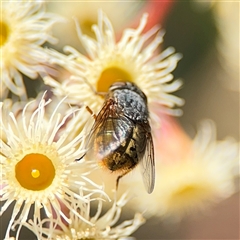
0, 1, 239, 240
1, 0, 63, 100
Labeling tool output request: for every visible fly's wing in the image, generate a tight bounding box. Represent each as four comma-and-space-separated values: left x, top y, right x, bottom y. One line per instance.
84, 99, 113, 157
139, 124, 155, 194
85, 98, 133, 160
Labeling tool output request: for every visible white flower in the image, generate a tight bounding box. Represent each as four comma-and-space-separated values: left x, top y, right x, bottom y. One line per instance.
46, 1, 144, 51
44, 11, 184, 127
192, 1, 239, 92
0, 0, 61, 99
214, 2, 239, 91
21, 193, 145, 240
0, 92, 107, 239
0, 83, 9, 101
0, 93, 44, 143
123, 120, 239, 220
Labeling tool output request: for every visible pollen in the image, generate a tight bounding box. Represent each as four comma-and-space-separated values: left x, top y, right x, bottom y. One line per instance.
0, 21, 9, 47
97, 67, 132, 92
31, 169, 40, 178
15, 153, 56, 191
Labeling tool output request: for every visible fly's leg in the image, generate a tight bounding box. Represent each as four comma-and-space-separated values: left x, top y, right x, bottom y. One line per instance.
76, 105, 95, 162
75, 153, 85, 162
76, 74, 106, 98
86, 106, 97, 120
116, 170, 131, 191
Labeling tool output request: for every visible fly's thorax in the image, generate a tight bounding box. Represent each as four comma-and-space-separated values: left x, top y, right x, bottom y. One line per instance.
109, 81, 147, 101
110, 88, 149, 121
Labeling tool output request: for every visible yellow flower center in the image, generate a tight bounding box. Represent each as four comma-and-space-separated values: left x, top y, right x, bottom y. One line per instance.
168, 183, 210, 209
175, 185, 199, 198
15, 153, 55, 191
97, 67, 132, 92
0, 21, 9, 47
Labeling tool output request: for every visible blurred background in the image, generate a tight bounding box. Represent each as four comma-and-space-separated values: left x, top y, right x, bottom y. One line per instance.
1, 0, 239, 239
134, 1, 239, 239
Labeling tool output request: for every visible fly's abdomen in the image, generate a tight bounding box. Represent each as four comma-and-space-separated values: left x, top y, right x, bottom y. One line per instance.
102, 130, 139, 172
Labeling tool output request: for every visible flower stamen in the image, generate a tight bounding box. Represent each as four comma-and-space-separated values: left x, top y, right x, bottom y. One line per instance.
82, 18, 96, 37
